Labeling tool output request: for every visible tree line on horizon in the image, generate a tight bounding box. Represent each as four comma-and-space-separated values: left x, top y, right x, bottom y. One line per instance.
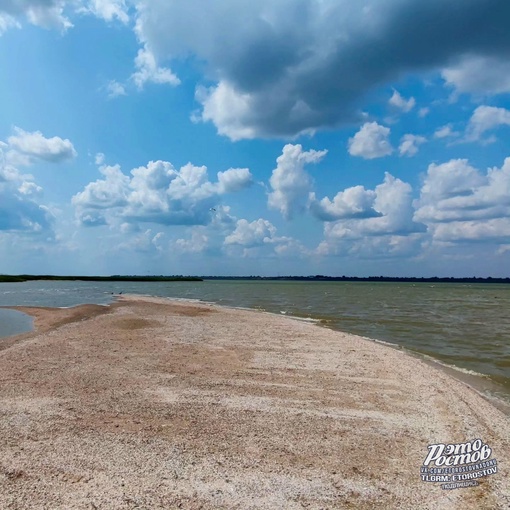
0, 274, 508, 284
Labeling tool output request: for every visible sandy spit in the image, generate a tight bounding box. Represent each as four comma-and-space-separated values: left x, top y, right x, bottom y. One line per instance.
0, 295, 509, 509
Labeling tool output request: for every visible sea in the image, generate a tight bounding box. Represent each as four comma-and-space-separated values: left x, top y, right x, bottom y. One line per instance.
1, 279, 509, 408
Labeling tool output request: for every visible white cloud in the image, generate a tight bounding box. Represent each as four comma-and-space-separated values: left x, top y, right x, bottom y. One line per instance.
0, 148, 53, 233
418, 107, 430, 118
133, 0, 510, 139
0, 0, 131, 34
442, 55, 510, 95
389, 90, 415, 113
0, 13, 19, 34
433, 124, 460, 139
131, 47, 180, 90
432, 218, 510, 243
195, 82, 259, 141
223, 217, 304, 258
84, 0, 129, 24
0, 0, 73, 33
26, 0, 72, 31
18, 180, 43, 196
225, 218, 276, 247
466, 105, 510, 142
208, 204, 237, 231
348, 122, 393, 159
106, 80, 126, 98
117, 229, 165, 253
496, 244, 510, 256
7, 127, 77, 163
2, 1, 510, 143
317, 173, 425, 257
73, 158, 252, 227
217, 168, 253, 193
415, 158, 510, 227
318, 232, 423, 259
73, 164, 130, 211
268, 144, 327, 220
399, 134, 426, 157
310, 186, 379, 221
175, 229, 209, 253
360, 173, 423, 236
417, 159, 485, 204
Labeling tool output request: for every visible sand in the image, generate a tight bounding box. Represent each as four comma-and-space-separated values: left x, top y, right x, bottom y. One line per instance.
0, 295, 509, 509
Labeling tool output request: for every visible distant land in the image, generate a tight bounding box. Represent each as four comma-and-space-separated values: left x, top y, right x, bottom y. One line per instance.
0, 274, 509, 284
0, 275, 203, 283
202, 275, 510, 283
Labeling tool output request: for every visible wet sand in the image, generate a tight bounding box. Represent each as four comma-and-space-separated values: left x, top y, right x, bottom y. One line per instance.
0, 295, 509, 509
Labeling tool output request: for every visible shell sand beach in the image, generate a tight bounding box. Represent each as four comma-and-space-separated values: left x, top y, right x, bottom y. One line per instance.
1, 295, 509, 509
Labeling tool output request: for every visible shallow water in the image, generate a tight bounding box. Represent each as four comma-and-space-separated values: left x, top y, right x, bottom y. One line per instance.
0, 308, 33, 338
1, 279, 508, 403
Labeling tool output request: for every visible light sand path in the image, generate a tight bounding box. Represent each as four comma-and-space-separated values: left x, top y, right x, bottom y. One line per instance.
0, 295, 509, 509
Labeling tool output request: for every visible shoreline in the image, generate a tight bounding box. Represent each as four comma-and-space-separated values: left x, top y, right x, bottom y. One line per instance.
209, 300, 510, 415
1, 295, 509, 508
3, 293, 510, 417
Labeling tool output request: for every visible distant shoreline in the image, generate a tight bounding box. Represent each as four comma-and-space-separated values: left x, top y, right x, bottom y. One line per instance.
0, 275, 202, 283
1, 274, 509, 284
202, 275, 510, 284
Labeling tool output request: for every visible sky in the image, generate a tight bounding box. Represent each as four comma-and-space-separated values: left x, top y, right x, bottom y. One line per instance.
0, 0, 510, 277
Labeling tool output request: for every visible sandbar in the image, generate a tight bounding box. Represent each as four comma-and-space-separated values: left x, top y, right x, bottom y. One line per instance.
0, 295, 509, 509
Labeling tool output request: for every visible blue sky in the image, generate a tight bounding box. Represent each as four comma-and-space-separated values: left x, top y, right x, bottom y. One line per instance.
1, 0, 510, 277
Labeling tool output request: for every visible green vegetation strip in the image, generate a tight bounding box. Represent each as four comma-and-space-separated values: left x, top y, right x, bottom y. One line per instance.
0, 275, 202, 283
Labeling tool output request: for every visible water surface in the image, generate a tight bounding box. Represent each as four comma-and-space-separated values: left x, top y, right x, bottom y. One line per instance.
1, 279, 508, 403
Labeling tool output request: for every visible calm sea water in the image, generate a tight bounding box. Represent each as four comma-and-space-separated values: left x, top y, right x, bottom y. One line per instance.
1, 279, 509, 404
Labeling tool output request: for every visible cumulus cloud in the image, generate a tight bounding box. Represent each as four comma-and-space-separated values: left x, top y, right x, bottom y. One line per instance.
399, 134, 426, 157
117, 228, 165, 253
310, 186, 380, 221
328, 175, 421, 239
348, 122, 393, 159
267, 144, 327, 220
389, 90, 415, 113
173, 206, 239, 256
466, 105, 510, 142
73, 164, 130, 212
0, 12, 19, 34
224, 218, 276, 247
442, 55, 510, 95
317, 173, 425, 257
217, 167, 253, 193
0, 0, 132, 33
223, 217, 304, 258
0, 192, 52, 232
133, 0, 510, 139
415, 158, 510, 227
95, 152, 105, 165
434, 124, 460, 139
195, 82, 259, 141
7, 127, 77, 163
417, 159, 485, 205
0, 0, 72, 32
411, 156, 510, 251
72, 159, 253, 227
175, 229, 209, 253
106, 80, 126, 98
82, 0, 129, 24
131, 47, 180, 90
0, 149, 53, 233
432, 218, 510, 243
